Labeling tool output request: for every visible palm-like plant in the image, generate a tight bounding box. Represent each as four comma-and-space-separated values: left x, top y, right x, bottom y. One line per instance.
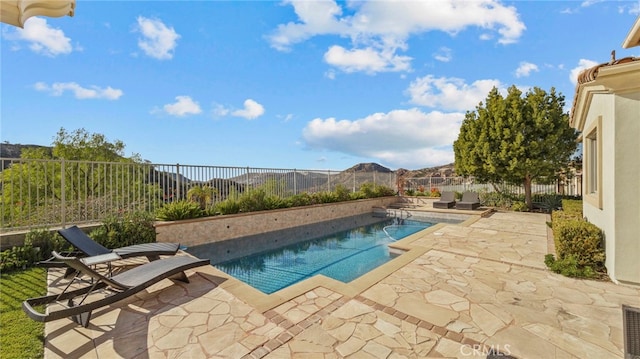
187, 185, 218, 210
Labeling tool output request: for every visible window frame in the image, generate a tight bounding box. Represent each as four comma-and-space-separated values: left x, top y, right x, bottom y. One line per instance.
584, 116, 602, 209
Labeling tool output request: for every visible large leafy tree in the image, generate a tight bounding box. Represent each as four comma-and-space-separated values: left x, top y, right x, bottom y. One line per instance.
453, 86, 578, 210
2, 128, 160, 228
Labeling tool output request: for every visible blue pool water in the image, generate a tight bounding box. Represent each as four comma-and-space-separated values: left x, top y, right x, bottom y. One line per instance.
214, 218, 433, 294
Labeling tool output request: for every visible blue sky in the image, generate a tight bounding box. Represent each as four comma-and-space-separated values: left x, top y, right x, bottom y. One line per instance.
2, 1, 639, 170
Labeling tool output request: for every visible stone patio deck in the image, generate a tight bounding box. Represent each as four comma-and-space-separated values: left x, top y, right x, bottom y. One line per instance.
42, 209, 640, 358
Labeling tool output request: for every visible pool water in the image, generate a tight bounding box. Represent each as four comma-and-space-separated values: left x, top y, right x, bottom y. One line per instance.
214, 218, 433, 294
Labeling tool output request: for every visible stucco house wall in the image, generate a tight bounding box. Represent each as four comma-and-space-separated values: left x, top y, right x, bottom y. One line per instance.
579, 89, 640, 284
571, 53, 640, 285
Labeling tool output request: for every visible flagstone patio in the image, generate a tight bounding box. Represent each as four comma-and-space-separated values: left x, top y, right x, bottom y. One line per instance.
42, 210, 640, 358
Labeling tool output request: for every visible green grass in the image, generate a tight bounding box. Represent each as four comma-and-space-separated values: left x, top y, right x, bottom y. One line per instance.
0, 267, 46, 359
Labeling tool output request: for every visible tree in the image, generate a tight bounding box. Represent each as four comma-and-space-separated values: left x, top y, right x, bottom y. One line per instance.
453, 86, 578, 210
1, 128, 160, 228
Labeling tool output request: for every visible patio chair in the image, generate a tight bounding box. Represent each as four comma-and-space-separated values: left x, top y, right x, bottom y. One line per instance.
38, 225, 180, 269
23, 251, 210, 327
456, 191, 481, 210
433, 191, 456, 209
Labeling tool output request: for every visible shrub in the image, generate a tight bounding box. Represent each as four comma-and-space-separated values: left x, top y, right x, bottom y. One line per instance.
213, 199, 241, 215
373, 185, 395, 197
156, 200, 204, 221
429, 188, 441, 197
25, 228, 69, 258
0, 245, 38, 272
405, 189, 416, 196
479, 191, 513, 208
561, 199, 583, 217
91, 212, 156, 248
552, 218, 605, 270
334, 184, 352, 202
510, 201, 528, 212
358, 183, 376, 198
287, 193, 313, 207
545, 254, 597, 278
536, 194, 563, 213
237, 188, 285, 212
0, 228, 70, 272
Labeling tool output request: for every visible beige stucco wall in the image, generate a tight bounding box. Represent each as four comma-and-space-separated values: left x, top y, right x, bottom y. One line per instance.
155, 197, 400, 248
581, 94, 617, 279
579, 69, 640, 285
613, 92, 640, 284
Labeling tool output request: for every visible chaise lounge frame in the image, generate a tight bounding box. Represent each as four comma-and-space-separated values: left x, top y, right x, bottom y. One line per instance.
23, 251, 209, 327
456, 191, 481, 210
38, 225, 180, 269
433, 191, 456, 209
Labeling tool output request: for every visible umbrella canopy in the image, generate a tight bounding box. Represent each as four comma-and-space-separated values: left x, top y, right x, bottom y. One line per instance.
1, 0, 75, 28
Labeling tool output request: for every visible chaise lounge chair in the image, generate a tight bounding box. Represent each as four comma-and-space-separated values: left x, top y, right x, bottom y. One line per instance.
433, 191, 456, 209
39, 225, 180, 269
23, 251, 210, 327
456, 191, 481, 210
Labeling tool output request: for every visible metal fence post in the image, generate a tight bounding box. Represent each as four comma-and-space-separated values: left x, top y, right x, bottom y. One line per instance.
293, 169, 297, 195
61, 159, 66, 228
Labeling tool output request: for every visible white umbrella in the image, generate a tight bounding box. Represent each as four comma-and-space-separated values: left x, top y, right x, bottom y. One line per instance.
0, 0, 75, 28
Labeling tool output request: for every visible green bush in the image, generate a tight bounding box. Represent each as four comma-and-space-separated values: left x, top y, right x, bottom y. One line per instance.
237, 188, 285, 212
358, 183, 376, 198
405, 189, 416, 196
25, 228, 69, 258
552, 218, 605, 270
91, 211, 156, 248
213, 199, 241, 215
544, 254, 597, 278
156, 200, 204, 221
0, 228, 70, 272
286, 193, 313, 207
333, 184, 352, 202
374, 185, 395, 197
510, 201, 528, 212
561, 199, 583, 216
0, 245, 39, 272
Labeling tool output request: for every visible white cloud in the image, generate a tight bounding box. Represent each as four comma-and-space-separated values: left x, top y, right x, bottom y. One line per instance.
34, 82, 123, 100
570, 59, 599, 85
302, 108, 464, 168
433, 47, 453, 62
406, 75, 503, 112
324, 45, 411, 73
231, 99, 265, 120
515, 61, 539, 78
3, 18, 73, 56
135, 17, 180, 60
163, 96, 202, 116
268, 0, 525, 74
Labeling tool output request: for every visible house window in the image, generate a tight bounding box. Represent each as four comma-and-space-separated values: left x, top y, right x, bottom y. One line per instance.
584, 116, 602, 209
586, 131, 598, 193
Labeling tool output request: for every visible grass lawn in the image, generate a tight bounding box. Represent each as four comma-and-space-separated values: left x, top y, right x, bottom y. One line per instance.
0, 267, 46, 359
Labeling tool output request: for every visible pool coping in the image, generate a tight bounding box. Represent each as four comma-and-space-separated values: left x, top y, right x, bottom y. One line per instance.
210, 209, 489, 313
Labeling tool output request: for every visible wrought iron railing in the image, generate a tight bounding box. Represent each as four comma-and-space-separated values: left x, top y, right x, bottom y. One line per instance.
0, 158, 396, 231
0, 157, 581, 232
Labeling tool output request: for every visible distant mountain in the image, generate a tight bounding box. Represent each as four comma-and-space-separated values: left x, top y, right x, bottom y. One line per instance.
0, 143, 52, 169
398, 163, 457, 178
343, 162, 392, 173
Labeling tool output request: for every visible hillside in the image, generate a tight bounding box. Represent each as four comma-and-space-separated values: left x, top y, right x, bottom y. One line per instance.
0, 143, 454, 175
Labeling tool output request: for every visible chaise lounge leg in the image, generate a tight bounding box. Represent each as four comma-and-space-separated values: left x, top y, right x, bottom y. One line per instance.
170, 271, 190, 283
73, 311, 92, 327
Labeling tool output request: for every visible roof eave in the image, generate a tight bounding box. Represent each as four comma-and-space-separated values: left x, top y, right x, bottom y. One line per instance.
622, 16, 640, 49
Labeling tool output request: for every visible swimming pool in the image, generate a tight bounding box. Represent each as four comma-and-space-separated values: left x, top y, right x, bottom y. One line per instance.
208, 218, 433, 294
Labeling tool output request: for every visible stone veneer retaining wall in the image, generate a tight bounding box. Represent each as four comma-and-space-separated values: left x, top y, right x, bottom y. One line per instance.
155, 197, 400, 249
